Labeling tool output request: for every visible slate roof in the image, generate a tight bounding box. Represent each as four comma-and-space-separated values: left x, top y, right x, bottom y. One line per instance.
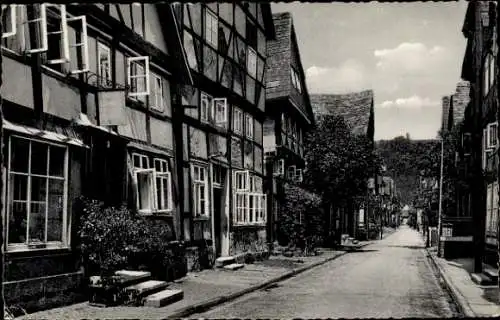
310, 90, 374, 137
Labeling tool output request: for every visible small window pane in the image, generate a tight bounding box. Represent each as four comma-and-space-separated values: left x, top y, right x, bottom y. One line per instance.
49, 146, 66, 177
31, 177, 47, 202
11, 174, 28, 201
10, 137, 30, 173
8, 201, 27, 244
47, 179, 64, 241
29, 202, 46, 243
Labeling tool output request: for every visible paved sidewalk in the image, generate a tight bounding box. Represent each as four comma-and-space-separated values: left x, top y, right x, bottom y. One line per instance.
18, 246, 366, 320
426, 247, 500, 317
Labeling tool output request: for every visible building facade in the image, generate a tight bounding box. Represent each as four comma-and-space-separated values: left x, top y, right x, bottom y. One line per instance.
172, 2, 275, 259
0, 2, 191, 310
263, 12, 315, 247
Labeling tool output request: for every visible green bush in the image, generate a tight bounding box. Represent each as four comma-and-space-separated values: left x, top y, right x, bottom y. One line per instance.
278, 184, 324, 254
78, 197, 184, 280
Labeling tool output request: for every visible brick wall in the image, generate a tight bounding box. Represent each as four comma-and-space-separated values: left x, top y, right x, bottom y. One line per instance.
452, 81, 471, 126
266, 12, 292, 100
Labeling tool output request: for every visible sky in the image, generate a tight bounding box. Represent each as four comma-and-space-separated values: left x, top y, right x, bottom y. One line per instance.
271, 1, 469, 141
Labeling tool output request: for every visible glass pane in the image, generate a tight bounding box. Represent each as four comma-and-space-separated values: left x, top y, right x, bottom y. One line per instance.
10, 137, 30, 173
11, 174, 28, 201
156, 177, 163, 208
184, 32, 199, 71
159, 177, 170, 210
31, 141, 48, 175
47, 178, 64, 242
49, 146, 65, 177
29, 202, 46, 243
203, 45, 217, 81
137, 172, 153, 210
9, 201, 27, 244
31, 176, 47, 202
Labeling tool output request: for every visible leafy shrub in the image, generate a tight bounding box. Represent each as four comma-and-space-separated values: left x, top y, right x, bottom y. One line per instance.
78, 197, 183, 280
278, 184, 324, 254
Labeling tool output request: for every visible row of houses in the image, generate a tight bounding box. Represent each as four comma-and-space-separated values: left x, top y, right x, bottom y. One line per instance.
439, 0, 499, 283
0, 2, 348, 310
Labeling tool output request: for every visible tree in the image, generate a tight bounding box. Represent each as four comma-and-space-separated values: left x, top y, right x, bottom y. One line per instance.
303, 115, 381, 240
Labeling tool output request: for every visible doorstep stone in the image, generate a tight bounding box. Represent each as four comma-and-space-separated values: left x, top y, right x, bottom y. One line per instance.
143, 289, 184, 308
125, 280, 169, 297
223, 263, 245, 271
471, 273, 495, 286
215, 256, 236, 268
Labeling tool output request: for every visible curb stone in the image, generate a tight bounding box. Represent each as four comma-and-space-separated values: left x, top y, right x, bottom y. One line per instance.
425, 248, 476, 318
167, 243, 370, 318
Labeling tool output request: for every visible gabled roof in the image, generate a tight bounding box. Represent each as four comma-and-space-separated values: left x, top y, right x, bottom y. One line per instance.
310, 90, 374, 137
266, 12, 315, 126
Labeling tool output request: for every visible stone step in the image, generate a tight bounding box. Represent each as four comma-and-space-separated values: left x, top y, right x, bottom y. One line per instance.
125, 280, 169, 304
483, 268, 498, 281
115, 270, 151, 287
223, 263, 245, 271
215, 256, 236, 268
143, 289, 184, 308
471, 272, 495, 286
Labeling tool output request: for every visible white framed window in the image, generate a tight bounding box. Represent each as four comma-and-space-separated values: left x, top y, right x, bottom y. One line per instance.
25, 4, 48, 54
485, 182, 499, 242
273, 159, 285, 176
193, 165, 209, 218
132, 153, 173, 215
233, 107, 243, 134
200, 92, 211, 122
287, 165, 296, 180
204, 8, 218, 48
44, 4, 70, 65
483, 128, 492, 170
127, 56, 150, 97
213, 98, 227, 126
234, 170, 250, 192
2, 5, 17, 39
290, 68, 302, 93
97, 42, 111, 85
6, 136, 69, 251
67, 15, 89, 74
484, 55, 490, 97
487, 122, 498, 149
247, 47, 257, 78
153, 158, 172, 213
234, 192, 266, 225
151, 73, 165, 112
245, 114, 254, 139
295, 169, 303, 182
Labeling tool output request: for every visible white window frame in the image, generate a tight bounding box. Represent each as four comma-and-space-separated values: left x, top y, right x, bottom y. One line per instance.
6, 135, 69, 252
153, 158, 173, 213
247, 47, 257, 78
192, 165, 209, 218
295, 169, 303, 183
151, 73, 165, 112
273, 159, 285, 176
487, 122, 498, 149
234, 192, 266, 225
489, 53, 495, 90
127, 56, 150, 97
204, 8, 218, 48
67, 15, 89, 74
2, 5, 17, 39
25, 4, 48, 54
200, 92, 211, 123
213, 98, 227, 126
245, 114, 254, 139
483, 128, 492, 170
234, 170, 250, 192
134, 168, 156, 215
44, 4, 70, 65
97, 42, 111, 84
484, 55, 490, 97
233, 107, 243, 134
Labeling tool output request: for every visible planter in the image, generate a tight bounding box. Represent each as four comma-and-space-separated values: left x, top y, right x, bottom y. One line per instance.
88, 275, 127, 307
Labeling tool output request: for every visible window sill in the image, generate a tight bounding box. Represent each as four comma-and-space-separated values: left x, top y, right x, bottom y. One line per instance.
7, 243, 70, 254
233, 222, 266, 228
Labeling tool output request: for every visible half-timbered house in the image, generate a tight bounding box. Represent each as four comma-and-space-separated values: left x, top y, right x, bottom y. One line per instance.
1, 2, 190, 310
171, 3, 275, 260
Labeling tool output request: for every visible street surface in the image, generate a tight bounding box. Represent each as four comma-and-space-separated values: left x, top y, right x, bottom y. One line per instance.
195, 226, 460, 318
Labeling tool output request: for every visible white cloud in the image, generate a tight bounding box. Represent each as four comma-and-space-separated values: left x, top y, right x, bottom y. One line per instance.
374, 42, 448, 74
377, 95, 439, 109
305, 60, 370, 94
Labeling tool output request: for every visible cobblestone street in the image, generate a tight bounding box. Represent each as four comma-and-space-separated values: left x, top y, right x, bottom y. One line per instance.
195, 226, 460, 318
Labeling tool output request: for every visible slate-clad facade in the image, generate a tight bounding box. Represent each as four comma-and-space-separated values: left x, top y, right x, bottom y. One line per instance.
263, 12, 315, 246
0, 3, 190, 310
